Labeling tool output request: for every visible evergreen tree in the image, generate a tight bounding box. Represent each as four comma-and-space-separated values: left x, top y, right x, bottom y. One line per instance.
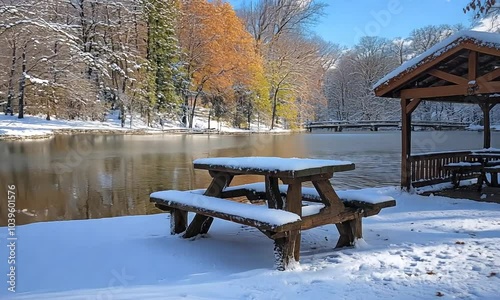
144, 0, 183, 122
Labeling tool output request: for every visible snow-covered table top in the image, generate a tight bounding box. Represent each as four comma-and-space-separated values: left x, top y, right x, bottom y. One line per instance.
193, 157, 355, 177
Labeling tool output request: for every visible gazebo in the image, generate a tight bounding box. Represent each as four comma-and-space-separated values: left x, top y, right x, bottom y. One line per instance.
374, 30, 500, 190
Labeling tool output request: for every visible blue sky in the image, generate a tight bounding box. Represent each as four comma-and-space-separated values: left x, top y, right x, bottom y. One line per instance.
229, 0, 474, 46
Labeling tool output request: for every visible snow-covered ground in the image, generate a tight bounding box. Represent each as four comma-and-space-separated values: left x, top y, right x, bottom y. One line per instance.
0, 110, 286, 138
1, 187, 499, 299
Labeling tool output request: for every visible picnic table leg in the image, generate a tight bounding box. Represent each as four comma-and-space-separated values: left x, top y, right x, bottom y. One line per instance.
285, 180, 302, 261
477, 169, 485, 192
265, 176, 283, 209
491, 171, 499, 187
183, 172, 233, 238
451, 171, 459, 188
273, 230, 298, 271
170, 209, 188, 235
335, 216, 362, 248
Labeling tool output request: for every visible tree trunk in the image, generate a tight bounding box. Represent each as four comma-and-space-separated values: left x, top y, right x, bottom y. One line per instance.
47, 41, 60, 121
121, 105, 125, 128
6, 41, 16, 116
46, 95, 51, 120
270, 88, 279, 130
189, 92, 200, 129
18, 43, 27, 119
247, 107, 252, 130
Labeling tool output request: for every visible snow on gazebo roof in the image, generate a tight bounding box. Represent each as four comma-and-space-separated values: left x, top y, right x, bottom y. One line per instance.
373, 30, 500, 91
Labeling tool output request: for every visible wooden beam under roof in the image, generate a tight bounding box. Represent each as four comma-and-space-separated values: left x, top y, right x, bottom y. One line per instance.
400, 81, 500, 99
427, 69, 468, 85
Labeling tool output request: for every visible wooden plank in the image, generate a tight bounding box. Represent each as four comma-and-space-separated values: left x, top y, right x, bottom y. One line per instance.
420, 160, 424, 181
463, 43, 500, 58
407, 98, 422, 114
469, 50, 477, 81
312, 179, 345, 213
219, 188, 251, 198
477, 81, 500, 94
428, 69, 468, 85
151, 196, 302, 232
265, 176, 283, 209
477, 67, 500, 83
410, 151, 472, 160
411, 178, 450, 188
426, 159, 431, 180
401, 84, 468, 99
193, 163, 355, 179
300, 208, 357, 230
411, 160, 417, 182
343, 199, 396, 211
442, 165, 482, 172
430, 159, 437, 178
205, 171, 233, 196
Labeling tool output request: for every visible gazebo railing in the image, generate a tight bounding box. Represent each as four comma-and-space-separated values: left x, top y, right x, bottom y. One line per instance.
409, 151, 480, 187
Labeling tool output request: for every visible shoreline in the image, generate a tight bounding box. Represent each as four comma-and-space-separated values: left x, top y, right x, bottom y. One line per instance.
0, 127, 298, 141
0, 113, 296, 140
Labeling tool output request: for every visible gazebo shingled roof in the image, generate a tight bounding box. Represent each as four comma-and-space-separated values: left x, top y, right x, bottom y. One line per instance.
373, 30, 500, 189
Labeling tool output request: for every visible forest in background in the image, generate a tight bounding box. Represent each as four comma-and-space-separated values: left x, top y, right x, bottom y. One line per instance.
0, 0, 499, 129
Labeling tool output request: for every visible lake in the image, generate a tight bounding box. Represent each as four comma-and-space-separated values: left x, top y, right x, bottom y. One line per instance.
1, 130, 498, 225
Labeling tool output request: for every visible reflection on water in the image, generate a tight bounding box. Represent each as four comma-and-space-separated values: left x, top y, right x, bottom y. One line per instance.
1, 131, 498, 225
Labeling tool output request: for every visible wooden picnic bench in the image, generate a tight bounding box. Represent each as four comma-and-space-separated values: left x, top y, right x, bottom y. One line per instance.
440, 150, 500, 190
150, 157, 396, 270
219, 183, 395, 222
442, 161, 483, 188
478, 164, 500, 189
470, 151, 500, 191
150, 190, 302, 236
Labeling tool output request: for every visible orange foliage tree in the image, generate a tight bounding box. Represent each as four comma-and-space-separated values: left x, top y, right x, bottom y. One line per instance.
178, 0, 263, 128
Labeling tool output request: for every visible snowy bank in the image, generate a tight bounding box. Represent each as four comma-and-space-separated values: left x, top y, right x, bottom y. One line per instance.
0, 112, 289, 139
0, 113, 181, 139
467, 124, 500, 131
1, 188, 500, 299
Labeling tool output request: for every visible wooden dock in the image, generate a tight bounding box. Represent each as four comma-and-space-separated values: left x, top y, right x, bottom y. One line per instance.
305, 120, 469, 132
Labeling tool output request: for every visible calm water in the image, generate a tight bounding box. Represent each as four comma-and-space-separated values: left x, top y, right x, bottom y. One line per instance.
1, 131, 498, 225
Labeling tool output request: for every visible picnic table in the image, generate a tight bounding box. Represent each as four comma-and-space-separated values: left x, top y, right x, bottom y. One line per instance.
150, 157, 395, 270
470, 150, 500, 188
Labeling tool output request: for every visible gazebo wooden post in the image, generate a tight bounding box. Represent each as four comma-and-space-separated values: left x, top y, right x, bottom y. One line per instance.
401, 98, 422, 190
401, 98, 412, 190
480, 102, 497, 149
480, 103, 491, 149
